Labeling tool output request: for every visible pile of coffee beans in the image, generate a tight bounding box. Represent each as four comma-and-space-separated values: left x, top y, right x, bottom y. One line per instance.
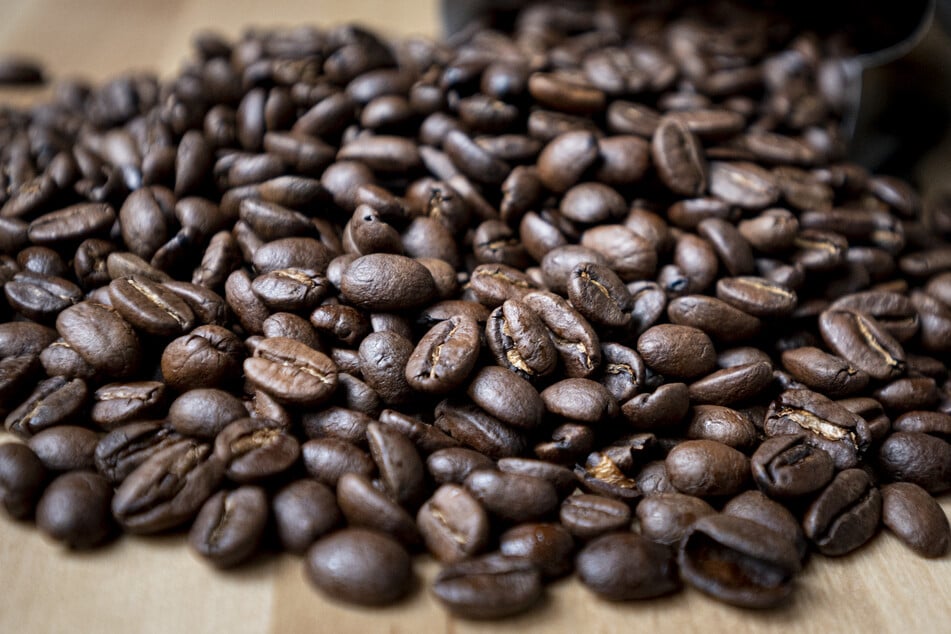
1, 0, 950, 617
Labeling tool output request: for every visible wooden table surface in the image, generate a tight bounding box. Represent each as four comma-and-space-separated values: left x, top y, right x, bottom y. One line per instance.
1, 2, 950, 632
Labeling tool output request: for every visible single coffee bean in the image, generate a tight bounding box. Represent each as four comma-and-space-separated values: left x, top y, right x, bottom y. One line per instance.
27, 426, 99, 472
636, 492, 716, 545
417, 483, 490, 563
722, 490, 807, 560
567, 262, 632, 329
686, 405, 757, 450
500, 522, 575, 578
161, 325, 244, 391
358, 331, 414, 405
91, 381, 165, 430
803, 468, 882, 556
244, 336, 338, 406
780, 347, 870, 397
28, 203, 116, 246
818, 309, 906, 381
214, 417, 300, 483
56, 302, 140, 377
881, 482, 950, 558
877, 432, 951, 493
716, 276, 798, 318
621, 382, 690, 432
167, 388, 246, 438
377, 408, 459, 454
0, 442, 47, 519
687, 360, 774, 406
35, 471, 113, 549
94, 421, 181, 484
652, 116, 707, 196
751, 434, 835, 498
497, 458, 577, 499
189, 486, 268, 568
336, 472, 420, 546
665, 440, 749, 497
272, 479, 340, 555
679, 514, 801, 608
367, 421, 425, 507
405, 315, 480, 394
464, 469, 559, 525
637, 324, 716, 379
467, 366, 545, 430
541, 378, 618, 424
111, 439, 224, 533
559, 494, 632, 540
301, 438, 374, 487
431, 553, 542, 619
708, 161, 780, 209
576, 532, 680, 601
5, 376, 88, 437
306, 528, 412, 606
485, 299, 557, 380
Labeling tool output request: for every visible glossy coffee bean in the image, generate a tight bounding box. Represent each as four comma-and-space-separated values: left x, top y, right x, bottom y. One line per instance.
576, 532, 680, 601
189, 486, 268, 568
306, 528, 412, 606
432, 553, 543, 619
36, 471, 113, 549
803, 469, 882, 556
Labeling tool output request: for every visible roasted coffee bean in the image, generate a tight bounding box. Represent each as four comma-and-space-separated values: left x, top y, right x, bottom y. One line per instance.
686, 405, 757, 450
5, 376, 87, 437
214, 417, 300, 483
764, 389, 871, 470
679, 514, 801, 608
523, 291, 601, 378
306, 528, 412, 606
358, 331, 414, 405
378, 408, 459, 455
301, 438, 374, 487
716, 276, 798, 318
245, 336, 337, 406
35, 471, 113, 549
576, 532, 680, 601
536, 130, 599, 193
877, 432, 951, 494
622, 382, 690, 432
405, 315, 480, 394
723, 491, 807, 560
667, 295, 762, 343
0, 442, 47, 519
780, 347, 869, 397
687, 360, 774, 405
161, 326, 244, 391
486, 299, 557, 380
272, 479, 340, 555
168, 388, 246, 438
91, 381, 165, 430
708, 161, 780, 209
499, 522, 574, 578
467, 366, 544, 430
652, 116, 707, 196
581, 225, 657, 283
336, 472, 420, 546
426, 447, 495, 485
94, 421, 181, 484
567, 263, 631, 329
431, 553, 542, 619
188, 486, 268, 570
27, 426, 99, 472
751, 434, 835, 498
28, 203, 116, 246
541, 378, 618, 424
111, 439, 223, 533
417, 483, 490, 563
637, 324, 716, 379
666, 440, 749, 497
464, 469, 558, 524
559, 494, 631, 540
340, 253, 436, 311
636, 492, 716, 545
367, 421, 424, 507
803, 468, 882, 556
829, 291, 919, 342
880, 483, 950, 558
56, 302, 140, 377
5, 272, 82, 322
819, 309, 906, 381
893, 410, 951, 437
599, 342, 646, 403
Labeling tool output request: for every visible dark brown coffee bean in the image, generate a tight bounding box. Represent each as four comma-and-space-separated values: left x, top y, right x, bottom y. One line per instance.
686, 405, 757, 450
636, 460, 676, 497
90, 381, 165, 430
405, 315, 480, 394
687, 361, 774, 406
819, 309, 906, 381
28, 203, 116, 246
444, 130, 510, 185
306, 528, 412, 606
5, 376, 87, 437
432, 553, 542, 619
716, 276, 798, 318
340, 253, 436, 311
500, 522, 574, 578
5, 272, 82, 322
0, 442, 47, 519
366, 421, 424, 507
764, 389, 871, 470
541, 378, 618, 424
667, 295, 762, 343
468, 263, 540, 307
338, 135, 421, 172
576, 532, 680, 601
523, 291, 601, 379
189, 486, 267, 568
636, 492, 715, 545
637, 324, 716, 379
272, 479, 340, 555
35, 471, 113, 549
464, 469, 558, 524
751, 434, 835, 498
27, 426, 99, 472
467, 366, 544, 431
214, 417, 299, 483
559, 494, 632, 540
301, 438, 374, 487
560, 183, 626, 224
599, 342, 646, 403
244, 337, 337, 407
666, 440, 749, 497
111, 439, 224, 533
56, 302, 140, 377
161, 326, 244, 391
803, 468, 882, 556
709, 161, 780, 209
652, 116, 707, 196
622, 382, 690, 432
426, 447, 495, 485
417, 483, 490, 563
567, 262, 631, 329
358, 331, 414, 405
893, 410, 951, 437
336, 472, 420, 546
486, 300, 557, 380
881, 482, 950, 558
377, 408, 459, 455
679, 514, 800, 608
723, 490, 807, 560
780, 347, 870, 397
877, 432, 951, 494
93, 421, 181, 484
536, 130, 599, 193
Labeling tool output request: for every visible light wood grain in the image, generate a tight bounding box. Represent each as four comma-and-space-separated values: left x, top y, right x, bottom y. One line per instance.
1, 2, 950, 633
